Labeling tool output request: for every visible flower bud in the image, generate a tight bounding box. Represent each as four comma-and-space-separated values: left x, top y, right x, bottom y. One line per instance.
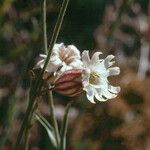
54, 69, 83, 97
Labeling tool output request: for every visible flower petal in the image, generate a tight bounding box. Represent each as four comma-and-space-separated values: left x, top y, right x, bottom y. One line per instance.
67, 45, 81, 58
91, 52, 102, 65
53, 43, 64, 55
102, 89, 117, 99
95, 88, 108, 102
69, 59, 83, 69
108, 67, 120, 76
108, 85, 120, 94
39, 54, 47, 58
37, 59, 45, 67
104, 55, 115, 68
46, 62, 62, 73
84, 86, 95, 103
82, 50, 91, 67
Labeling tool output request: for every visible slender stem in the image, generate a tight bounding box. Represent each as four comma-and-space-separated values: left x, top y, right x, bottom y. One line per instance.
43, 0, 48, 54
14, 0, 70, 148
47, 91, 60, 148
40, 86, 54, 95
24, 131, 30, 150
47, 0, 70, 51
43, 0, 60, 147
60, 101, 73, 150
14, 95, 35, 150
23, 97, 39, 150
35, 0, 70, 91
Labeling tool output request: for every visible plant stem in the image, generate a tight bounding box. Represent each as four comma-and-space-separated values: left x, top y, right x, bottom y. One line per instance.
24, 131, 30, 150
43, 0, 60, 147
35, 0, 70, 90
47, 91, 60, 148
14, 95, 35, 150
14, 0, 70, 148
24, 97, 39, 150
60, 101, 73, 150
43, 0, 48, 54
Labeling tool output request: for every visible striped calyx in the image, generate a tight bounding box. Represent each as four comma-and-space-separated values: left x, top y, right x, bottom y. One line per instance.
54, 69, 83, 97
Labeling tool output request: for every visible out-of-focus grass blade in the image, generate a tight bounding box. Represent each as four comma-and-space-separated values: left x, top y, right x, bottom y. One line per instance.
35, 113, 57, 148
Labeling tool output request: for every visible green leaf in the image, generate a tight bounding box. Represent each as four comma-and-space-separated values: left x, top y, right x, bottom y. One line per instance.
35, 113, 57, 148
60, 101, 72, 150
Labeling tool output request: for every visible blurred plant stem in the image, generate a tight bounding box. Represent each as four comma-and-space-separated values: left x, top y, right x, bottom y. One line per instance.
47, 91, 60, 147
60, 101, 73, 150
14, 0, 70, 149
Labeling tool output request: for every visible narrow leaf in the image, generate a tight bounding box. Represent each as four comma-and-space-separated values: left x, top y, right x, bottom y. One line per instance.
60, 101, 73, 150
35, 114, 57, 147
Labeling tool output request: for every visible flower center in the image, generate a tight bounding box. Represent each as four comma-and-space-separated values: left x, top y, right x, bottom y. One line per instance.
89, 71, 100, 85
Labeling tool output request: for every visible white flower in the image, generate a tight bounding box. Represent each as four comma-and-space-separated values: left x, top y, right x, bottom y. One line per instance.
37, 43, 83, 75
82, 50, 120, 103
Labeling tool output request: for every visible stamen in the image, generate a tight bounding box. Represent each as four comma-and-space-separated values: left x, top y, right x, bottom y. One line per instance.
89, 71, 100, 85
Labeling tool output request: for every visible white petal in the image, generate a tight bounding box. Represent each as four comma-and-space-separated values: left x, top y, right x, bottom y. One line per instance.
92, 61, 106, 74
69, 59, 83, 69
108, 67, 120, 76
95, 88, 108, 102
82, 68, 90, 87
102, 89, 117, 99
53, 43, 64, 55
104, 55, 115, 68
48, 56, 62, 65
39, 57, 62, 73
39, 54, 47, 58
65, 65, 73, 71
91, 52, 102, 65
46, 62, 62, 73
67, 45, 80, 58
82, 50, 91, 67
108, 85, 120, 94
84, 86, 95, 103
37, 59, 45, 67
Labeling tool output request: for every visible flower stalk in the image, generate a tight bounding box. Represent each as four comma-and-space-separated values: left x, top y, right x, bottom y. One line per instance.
14, 0, 70, 149
43, 0, 48, 54
60, 101, 73, 150
47, 91, 60, 148
14, 94, 35, 150
35, 0, 70, 90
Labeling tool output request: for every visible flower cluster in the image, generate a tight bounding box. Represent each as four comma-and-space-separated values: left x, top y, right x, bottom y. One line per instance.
37, 43, 120, 103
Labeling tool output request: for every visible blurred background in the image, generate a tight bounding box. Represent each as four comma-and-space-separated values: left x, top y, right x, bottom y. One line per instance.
0, 0, 150, 149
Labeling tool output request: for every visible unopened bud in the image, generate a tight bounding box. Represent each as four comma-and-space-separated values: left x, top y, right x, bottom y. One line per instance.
54, 69, 83, 97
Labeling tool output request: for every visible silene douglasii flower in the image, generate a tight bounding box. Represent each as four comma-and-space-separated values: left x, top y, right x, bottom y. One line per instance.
37, 43, 120, 103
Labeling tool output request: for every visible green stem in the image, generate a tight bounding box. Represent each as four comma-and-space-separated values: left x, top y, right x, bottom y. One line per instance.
14, 0, 70, 148
35, 0, 70, 91
43, 0, 48, 54
14, 95, 35, 150
43, 0, 60, 147
24, 97, 39, 150
60, 101, 73, 150
48, 91, 60, 148
24, 131, 30, 150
